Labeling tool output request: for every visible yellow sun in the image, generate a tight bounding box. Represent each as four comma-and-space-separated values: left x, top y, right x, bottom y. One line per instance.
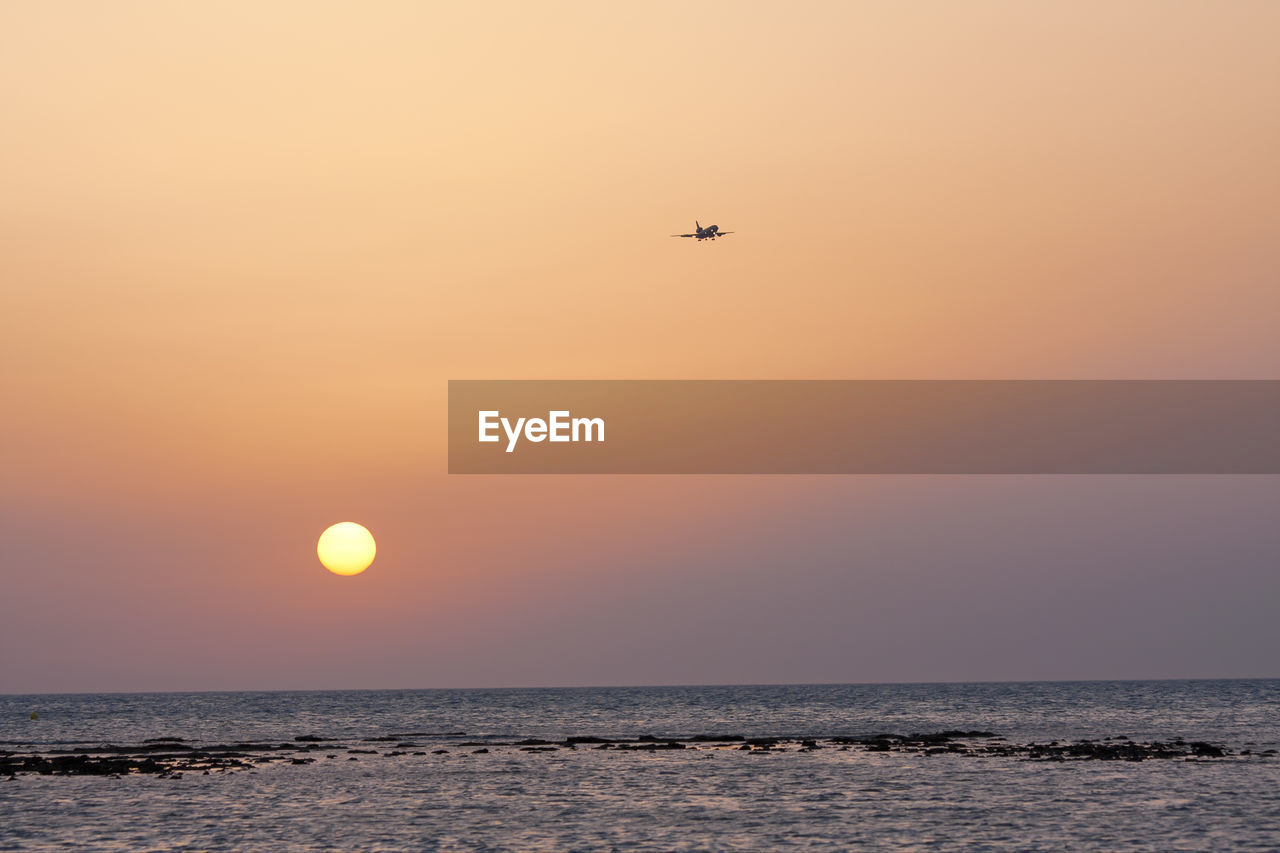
317, 522, 376, 576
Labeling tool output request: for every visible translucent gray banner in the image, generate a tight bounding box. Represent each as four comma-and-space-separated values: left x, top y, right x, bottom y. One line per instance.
448, 381, 1280, 474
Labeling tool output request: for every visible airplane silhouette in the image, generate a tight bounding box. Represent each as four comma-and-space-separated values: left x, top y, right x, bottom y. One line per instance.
671, 221, 733, 241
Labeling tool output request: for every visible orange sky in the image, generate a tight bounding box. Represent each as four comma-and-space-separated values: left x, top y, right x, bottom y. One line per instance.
2, 1, 1278, 692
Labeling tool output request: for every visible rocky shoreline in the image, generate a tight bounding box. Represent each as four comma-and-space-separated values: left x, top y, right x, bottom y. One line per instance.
3, 729, 1271, 778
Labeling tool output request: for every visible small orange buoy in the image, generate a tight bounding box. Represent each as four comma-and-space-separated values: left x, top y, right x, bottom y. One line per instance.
29, 712, 38, 720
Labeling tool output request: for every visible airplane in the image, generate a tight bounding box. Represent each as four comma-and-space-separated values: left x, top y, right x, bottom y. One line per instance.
671, 221, 733, 241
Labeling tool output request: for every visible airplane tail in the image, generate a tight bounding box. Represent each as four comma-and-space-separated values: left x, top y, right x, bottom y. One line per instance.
695, 221, 701, 231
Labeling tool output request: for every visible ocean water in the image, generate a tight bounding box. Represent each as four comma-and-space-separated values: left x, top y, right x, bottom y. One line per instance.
2, 680, 1278, 851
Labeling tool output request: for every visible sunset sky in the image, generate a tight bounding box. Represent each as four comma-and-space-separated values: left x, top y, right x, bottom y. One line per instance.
2, 1, 1278, 693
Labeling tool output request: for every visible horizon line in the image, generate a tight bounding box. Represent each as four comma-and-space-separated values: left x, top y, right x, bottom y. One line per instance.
5, 674, 1278, 699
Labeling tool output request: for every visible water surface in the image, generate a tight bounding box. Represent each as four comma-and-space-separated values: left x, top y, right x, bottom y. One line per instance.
2, 680, 1277, 850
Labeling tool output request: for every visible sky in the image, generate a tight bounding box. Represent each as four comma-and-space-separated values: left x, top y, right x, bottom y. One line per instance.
2, 1, 1278, 693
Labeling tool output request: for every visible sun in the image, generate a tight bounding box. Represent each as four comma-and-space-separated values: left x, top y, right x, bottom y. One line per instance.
317, 522, 376, 576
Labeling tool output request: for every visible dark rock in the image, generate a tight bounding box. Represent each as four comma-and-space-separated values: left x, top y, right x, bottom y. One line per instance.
564, 736, 614, 745
0, 751, 254, 777
75, 743, 196, 754
0, 727, 1243, 777
905, 733, 954, 745
200, 743, 280, 753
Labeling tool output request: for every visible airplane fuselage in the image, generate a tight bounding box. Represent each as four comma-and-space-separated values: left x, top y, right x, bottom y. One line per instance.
672, 220, 733, 241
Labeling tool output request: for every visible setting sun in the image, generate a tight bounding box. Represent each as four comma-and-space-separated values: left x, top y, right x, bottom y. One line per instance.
317, 522, 376, 576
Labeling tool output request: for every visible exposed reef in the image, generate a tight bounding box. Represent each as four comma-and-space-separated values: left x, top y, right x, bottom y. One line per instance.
3, 730, 1270, 778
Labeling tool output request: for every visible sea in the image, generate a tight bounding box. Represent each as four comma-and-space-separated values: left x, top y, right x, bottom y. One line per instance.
2, 680, 1278, 851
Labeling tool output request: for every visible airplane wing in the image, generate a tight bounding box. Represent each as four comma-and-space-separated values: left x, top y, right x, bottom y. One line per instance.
671, 234, 696, 238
